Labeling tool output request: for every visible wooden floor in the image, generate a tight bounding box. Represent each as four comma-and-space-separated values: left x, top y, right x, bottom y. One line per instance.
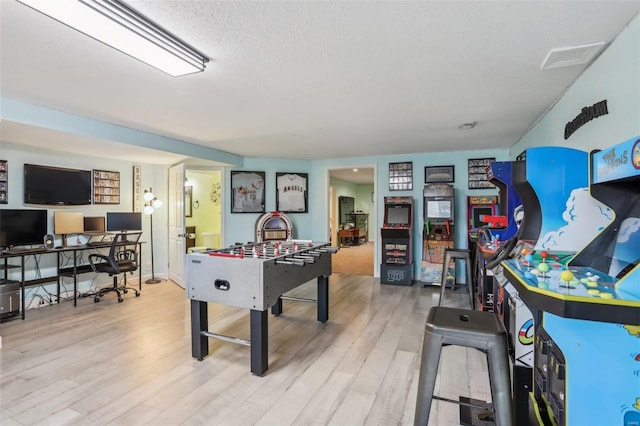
0, 274, 490, 426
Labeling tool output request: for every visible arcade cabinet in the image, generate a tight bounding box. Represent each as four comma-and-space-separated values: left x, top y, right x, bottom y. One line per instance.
380, 196, 414, 286
499, 143, 631, 426
256, 211, 293, 242
502, 136, 640, 426
420, 183, 455, 285
467, 195, 499, 310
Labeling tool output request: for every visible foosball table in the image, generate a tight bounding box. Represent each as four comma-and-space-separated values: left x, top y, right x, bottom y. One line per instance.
186, 240, 338, 375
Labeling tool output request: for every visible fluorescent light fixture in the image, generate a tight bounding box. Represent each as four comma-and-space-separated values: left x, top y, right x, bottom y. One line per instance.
17, 0, 209, 76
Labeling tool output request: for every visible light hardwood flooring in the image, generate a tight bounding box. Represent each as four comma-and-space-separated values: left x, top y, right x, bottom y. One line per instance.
0, 274, 490, 425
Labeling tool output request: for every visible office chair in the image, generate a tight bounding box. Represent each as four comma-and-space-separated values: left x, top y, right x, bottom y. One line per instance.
89, 231, 142, 303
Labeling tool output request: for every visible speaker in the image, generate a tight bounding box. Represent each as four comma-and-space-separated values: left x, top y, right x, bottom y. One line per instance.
43, 234, 54, 249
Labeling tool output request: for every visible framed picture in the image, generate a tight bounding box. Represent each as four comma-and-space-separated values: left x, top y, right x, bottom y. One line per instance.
231, 171, 265, 213
425, 165, 455, 183
388, 161, 413, 191
468, 158, 496, 189
0, 160, 7, 204
276, 172, 308, 213
185, 185, 193, 217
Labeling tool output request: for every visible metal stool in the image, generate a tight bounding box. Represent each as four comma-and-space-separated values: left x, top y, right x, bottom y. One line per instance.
439, 248, 474, 309
414, 306, 513, 426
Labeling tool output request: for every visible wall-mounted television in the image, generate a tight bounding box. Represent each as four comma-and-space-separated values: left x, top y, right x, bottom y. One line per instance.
24, 164, 92, 205
0, 209, 48, 249
106, 212, 142, 232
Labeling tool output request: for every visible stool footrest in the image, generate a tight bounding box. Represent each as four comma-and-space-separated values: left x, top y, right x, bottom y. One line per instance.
432, 395, 492, 411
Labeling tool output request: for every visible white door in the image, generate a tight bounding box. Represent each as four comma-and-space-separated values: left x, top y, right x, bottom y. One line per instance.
168, 163, 186, 287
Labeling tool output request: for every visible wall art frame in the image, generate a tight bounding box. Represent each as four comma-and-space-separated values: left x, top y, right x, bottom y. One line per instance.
230, 170, 265, 213
425, 165, 455, 183
276, 172, 308, 213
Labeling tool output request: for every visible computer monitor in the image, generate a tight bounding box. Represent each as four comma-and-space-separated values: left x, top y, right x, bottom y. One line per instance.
54, 211, 84, 235
83, 216, 106, 233
0, 209, 48, 249
106, 212, 142, 232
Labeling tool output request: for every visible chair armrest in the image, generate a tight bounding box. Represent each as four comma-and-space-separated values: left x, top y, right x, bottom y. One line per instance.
88, 253, 119, 273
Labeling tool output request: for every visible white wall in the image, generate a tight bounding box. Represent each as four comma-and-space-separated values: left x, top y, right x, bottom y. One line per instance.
511, 14, 639, 156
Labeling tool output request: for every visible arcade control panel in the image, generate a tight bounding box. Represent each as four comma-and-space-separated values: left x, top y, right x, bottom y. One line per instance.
502, 251, 640, 324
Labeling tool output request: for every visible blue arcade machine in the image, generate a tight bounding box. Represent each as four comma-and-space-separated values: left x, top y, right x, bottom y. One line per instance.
502, 136, 640, 426
492, 146, 614, 425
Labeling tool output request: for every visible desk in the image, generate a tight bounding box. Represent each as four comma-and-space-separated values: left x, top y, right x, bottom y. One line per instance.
1, 240, 143, 320
338, 228, 366, 246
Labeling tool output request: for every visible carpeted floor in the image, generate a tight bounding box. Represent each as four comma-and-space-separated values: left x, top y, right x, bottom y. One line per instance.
332, 242, 374, 275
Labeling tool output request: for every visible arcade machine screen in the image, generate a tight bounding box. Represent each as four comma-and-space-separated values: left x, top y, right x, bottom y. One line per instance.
471, 206, 494, 229
386, 205, 410, 226
426, 200, 452, 220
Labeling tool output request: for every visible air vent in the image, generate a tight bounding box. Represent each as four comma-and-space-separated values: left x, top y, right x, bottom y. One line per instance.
540, 41, 606, 70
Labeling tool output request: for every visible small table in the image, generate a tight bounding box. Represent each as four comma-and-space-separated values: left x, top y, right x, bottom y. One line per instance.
338, 228, 366, 246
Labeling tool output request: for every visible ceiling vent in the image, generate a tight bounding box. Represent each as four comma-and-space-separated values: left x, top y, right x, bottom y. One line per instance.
540, 41, 606, 70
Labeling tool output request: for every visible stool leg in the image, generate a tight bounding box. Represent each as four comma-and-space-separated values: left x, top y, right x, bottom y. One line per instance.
414, 330, 444, 426
464, 256, 474, 310
438, 252, 451, 306
487, 340, 514, 426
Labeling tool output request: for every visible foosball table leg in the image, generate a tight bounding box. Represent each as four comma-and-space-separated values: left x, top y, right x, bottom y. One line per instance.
191, 299, 209, 361
318, 275, 329, 323
271, 297, 283, 316
250, 309, 268, 376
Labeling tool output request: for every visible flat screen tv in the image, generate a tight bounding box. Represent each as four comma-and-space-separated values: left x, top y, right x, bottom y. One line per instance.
0, 209, 48, 249
24, 164, 92, 205
106, 212, 142, 232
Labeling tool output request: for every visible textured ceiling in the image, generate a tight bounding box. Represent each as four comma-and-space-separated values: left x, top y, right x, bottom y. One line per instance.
1, 1, 638, 164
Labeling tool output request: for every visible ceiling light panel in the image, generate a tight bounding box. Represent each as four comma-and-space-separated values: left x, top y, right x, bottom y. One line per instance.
17, 0, 208, 76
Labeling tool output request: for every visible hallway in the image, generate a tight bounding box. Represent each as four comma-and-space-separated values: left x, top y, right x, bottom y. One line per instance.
332, 242, 374, 276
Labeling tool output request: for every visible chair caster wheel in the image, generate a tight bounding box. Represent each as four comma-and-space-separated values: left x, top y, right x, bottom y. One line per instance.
135, 292, 140, 297
118, 297, 123, 303
123, 289, 128, 294
94, 298, 100, 303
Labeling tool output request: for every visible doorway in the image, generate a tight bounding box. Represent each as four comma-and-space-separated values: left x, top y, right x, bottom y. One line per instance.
184, 169, 223, 251
329, 167, 376, 276
167, 167, 223, 288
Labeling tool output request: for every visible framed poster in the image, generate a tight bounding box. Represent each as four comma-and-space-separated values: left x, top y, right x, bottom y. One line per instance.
132, 165, 142, 212
389, 161, 413, 191
231, 171, 265, 213
276, 172, 308, 213
93, 169, 120, 204
425, 165, 455, 183
468, 158, 495, 189
0, 160, 7, 204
